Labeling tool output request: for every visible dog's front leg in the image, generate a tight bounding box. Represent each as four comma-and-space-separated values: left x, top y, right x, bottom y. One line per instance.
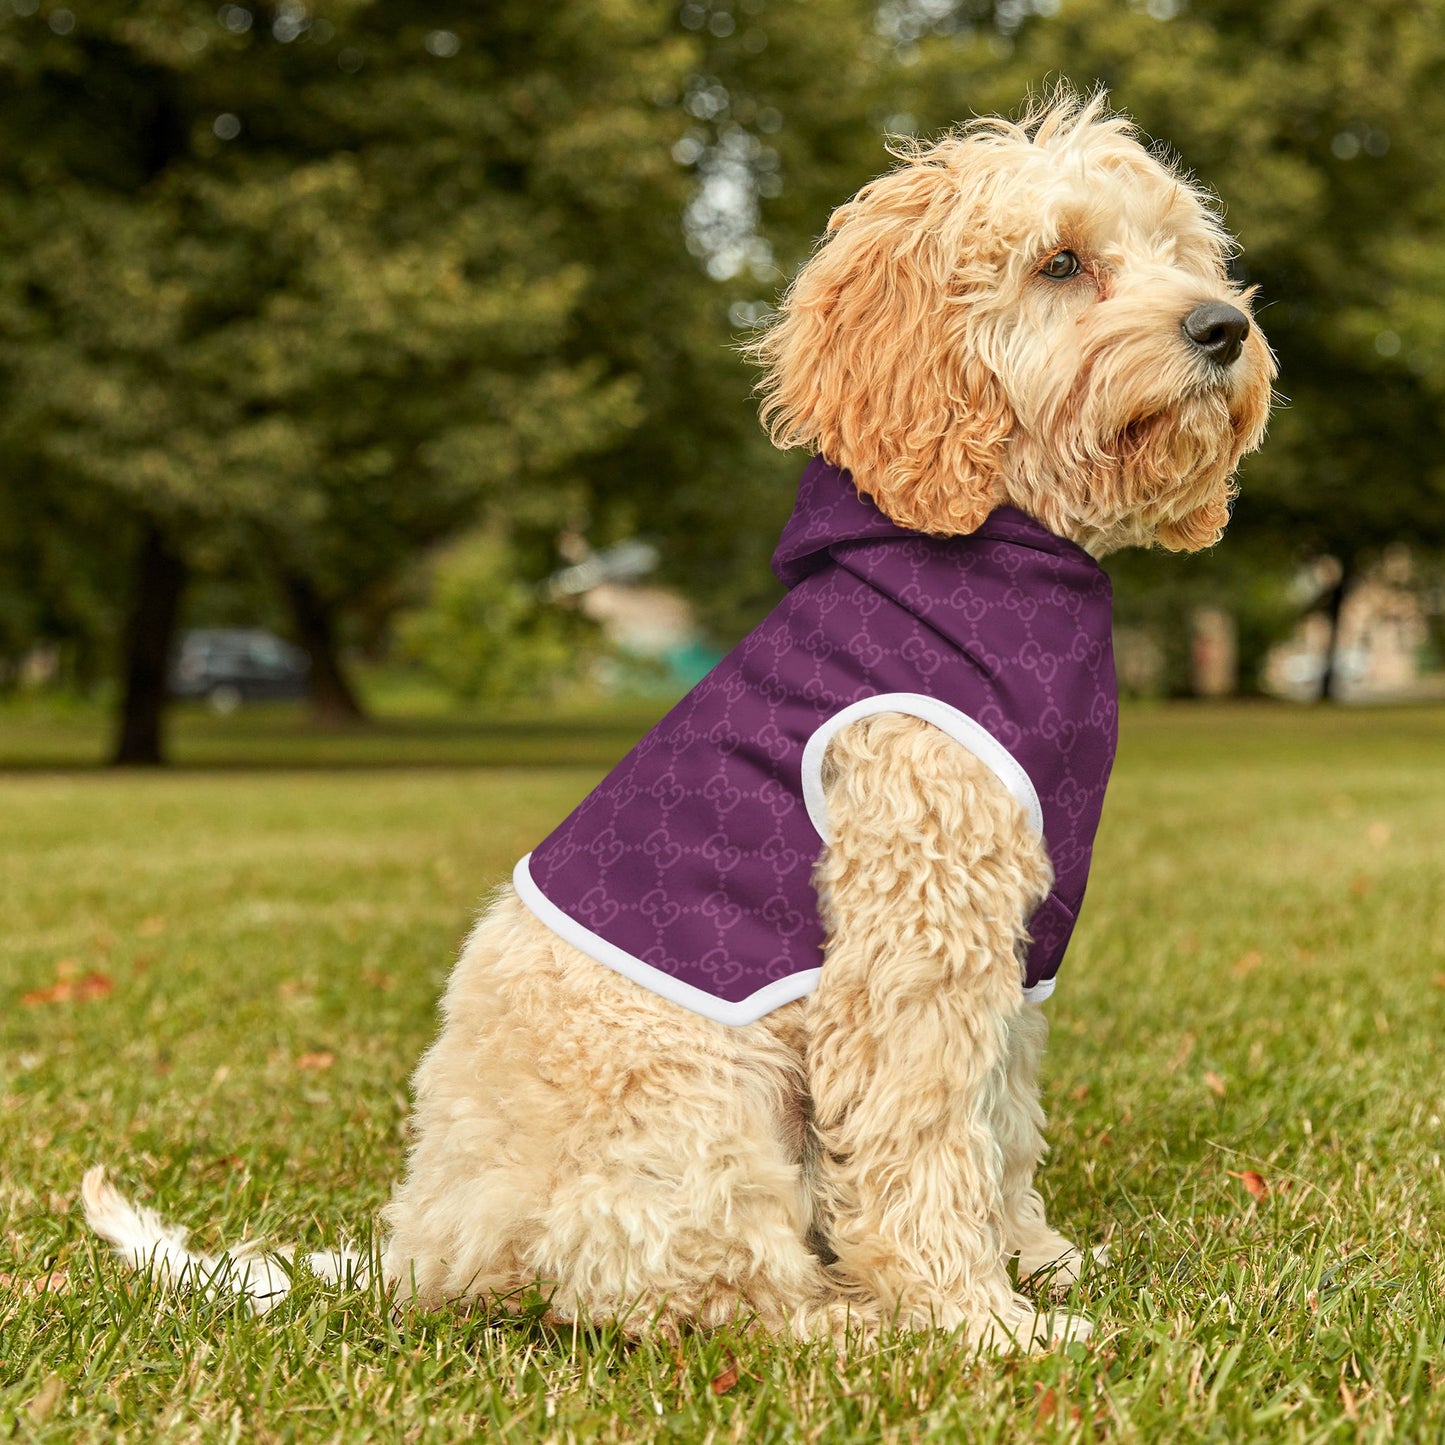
806, 712, 1088, 1349
994, 1003, 1100, 1289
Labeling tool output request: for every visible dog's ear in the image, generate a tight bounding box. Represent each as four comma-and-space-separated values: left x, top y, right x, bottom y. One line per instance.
750, 152, 1012, 536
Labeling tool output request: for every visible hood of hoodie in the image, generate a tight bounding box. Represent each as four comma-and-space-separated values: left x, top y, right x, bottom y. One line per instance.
771, 456, 1112, 665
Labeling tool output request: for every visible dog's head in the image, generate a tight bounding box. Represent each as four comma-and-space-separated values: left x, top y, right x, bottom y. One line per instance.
751, 90, 1275, 554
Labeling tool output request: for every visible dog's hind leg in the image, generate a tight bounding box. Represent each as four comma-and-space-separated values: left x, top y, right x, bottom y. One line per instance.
805, 713, 1091, 1350
383, 892, 834, 1337
519, 1001, 835, 1339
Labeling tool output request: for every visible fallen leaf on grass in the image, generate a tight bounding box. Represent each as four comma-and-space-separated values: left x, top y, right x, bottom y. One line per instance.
138, 915, 167, 937
1034, 1386, 1087, 1427
1433, 974, 1445, 990
1204, 1070, 1227, 1098
1349, 875, 1372, 899
295, 1051, 334, 1071
1167, 1033, 1196, 1073
711, 1358, 740, 1396
1070, 1084, 1090, 1103
361, 969, 394, 992
1228, 1169, 1269, 1201
1232, 950, 1263, 977
0, 1268, 70, 1299
21, 972, 114, 1006
27, 1374, 64, 1424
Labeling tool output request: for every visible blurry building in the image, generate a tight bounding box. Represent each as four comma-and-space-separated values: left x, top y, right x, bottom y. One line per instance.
548, 540, 721, 690
1262, 548, 1440, 701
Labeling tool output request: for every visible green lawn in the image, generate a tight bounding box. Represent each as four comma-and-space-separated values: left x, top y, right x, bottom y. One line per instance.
0, 687, 673, 772
2, 702, 1443, 1442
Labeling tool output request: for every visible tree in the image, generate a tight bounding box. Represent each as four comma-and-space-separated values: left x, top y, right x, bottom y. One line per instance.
0, 1, 698, 759
560, 0, 893, 640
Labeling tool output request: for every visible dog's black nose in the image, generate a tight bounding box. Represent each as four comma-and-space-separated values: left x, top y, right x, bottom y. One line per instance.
1182, 302, 1250, 367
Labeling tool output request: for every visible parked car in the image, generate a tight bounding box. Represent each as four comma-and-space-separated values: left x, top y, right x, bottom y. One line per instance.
169, 629, 310, 712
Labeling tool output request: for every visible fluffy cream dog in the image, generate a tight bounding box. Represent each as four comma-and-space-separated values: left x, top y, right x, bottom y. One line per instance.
85, 91, 1273, 1351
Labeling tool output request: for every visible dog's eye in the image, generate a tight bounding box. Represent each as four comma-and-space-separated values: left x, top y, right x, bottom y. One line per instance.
1040, 250, 1081, 280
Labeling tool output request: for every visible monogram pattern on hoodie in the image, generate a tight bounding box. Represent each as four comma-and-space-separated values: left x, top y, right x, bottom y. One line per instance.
522, 458, 1117, 1020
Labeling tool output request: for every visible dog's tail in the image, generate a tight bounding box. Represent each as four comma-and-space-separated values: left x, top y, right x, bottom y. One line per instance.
81, 1165, 368, 1315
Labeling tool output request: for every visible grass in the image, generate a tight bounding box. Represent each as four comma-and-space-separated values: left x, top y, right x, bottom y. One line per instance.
0, 683, 671, 771
2, 700, 1443, 1442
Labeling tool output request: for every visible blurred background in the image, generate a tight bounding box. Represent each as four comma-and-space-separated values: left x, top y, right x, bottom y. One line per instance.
2, 0, 1443, 766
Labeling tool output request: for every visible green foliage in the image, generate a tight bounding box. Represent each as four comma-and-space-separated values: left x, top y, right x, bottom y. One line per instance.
0, 1, 679, 616
572, 0, 889, 641
0, 0, 891, 680
395, 533, 600, 705
0, 460, 131, 688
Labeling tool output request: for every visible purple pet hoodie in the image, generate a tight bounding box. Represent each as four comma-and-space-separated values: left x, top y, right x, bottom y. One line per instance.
514, 457, 1118, 1025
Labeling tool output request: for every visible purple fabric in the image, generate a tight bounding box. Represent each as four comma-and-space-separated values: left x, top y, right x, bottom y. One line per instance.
520, 457, 1117, 1022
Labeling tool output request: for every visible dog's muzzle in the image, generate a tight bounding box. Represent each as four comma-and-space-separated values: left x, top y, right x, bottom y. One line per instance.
1182, 301, 1250, 367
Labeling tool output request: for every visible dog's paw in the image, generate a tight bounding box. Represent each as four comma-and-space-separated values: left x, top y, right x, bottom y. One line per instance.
1018, 1240, 1110, 1293
972, 1295, 1093, 1353
1031, 1308, 1093, 1348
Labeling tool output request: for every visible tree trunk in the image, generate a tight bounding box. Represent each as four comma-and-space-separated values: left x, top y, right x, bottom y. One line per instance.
1317, 556, 1355, 703
281, 571, 367, 725
112, 524, 187, 766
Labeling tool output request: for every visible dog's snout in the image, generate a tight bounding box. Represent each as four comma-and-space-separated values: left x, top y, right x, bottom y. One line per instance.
1182, 302, 1250, 367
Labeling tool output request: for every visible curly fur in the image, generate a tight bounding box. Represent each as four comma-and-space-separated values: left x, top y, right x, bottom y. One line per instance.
378, 717, 1087, 1348
748, 90, 1273, 554
85, 89, 1272, 1353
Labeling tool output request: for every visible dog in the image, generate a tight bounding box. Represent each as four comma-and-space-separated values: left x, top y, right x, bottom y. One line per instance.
85, 90, 1274, 1351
